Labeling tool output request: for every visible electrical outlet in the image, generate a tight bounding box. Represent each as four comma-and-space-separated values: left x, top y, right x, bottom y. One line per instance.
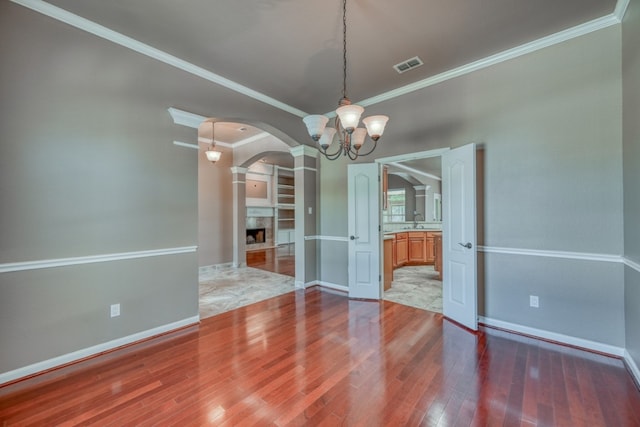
110, 303, 121, 318
529, 295, 539, 308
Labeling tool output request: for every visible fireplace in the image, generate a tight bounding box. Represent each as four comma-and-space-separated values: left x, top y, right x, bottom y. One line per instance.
246, 228, 266, 245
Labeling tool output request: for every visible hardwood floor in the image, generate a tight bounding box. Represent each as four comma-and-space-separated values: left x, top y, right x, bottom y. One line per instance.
1, 288, 639, 426
246, 244, 295, 277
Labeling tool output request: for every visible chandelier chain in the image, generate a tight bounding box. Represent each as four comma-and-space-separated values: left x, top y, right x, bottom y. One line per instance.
342, 0, 347, 101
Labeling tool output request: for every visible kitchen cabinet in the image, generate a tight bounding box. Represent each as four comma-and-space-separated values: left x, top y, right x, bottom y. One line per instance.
384, 237, 393, 290
408, 232, 426, 263
433, 233, 443, 280
395, 232, 408, 266
425, 233, 435, 264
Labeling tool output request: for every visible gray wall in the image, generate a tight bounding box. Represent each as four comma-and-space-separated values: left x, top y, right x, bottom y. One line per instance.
198, 145, 233, 267
623, 0, 640, 370
0, 2, 305, 377
318, 25, 625, 347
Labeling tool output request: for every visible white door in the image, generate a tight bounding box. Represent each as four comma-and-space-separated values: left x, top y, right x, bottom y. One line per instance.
348, 163, 381, 299
442, 144, 477, 330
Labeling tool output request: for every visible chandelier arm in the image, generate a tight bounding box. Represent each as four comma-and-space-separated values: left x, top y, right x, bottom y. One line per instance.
323, 146, 345, 161
320, 144, 343, 160
352, 138, 379, 157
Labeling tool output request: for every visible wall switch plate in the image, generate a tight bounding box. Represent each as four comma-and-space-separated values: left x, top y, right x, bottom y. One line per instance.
529, 295, 539, 308
308, 207, 312, 214
110, 303, 121, 318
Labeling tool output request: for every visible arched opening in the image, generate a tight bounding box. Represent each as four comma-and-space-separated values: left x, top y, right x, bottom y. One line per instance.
196, 119, 300, 319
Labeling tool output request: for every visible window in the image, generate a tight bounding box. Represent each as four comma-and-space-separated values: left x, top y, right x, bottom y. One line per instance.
383, 189, 406, 223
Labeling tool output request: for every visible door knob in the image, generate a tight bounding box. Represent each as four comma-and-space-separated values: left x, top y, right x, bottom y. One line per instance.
350, 235, 359, 240
458, 242, 472, 249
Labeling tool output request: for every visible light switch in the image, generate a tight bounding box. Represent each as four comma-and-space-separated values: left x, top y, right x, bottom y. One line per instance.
308, 207, 312, 214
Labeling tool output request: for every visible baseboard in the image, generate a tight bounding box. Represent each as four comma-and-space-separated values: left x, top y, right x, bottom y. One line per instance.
624, 350, 640, 388
0, 315, 200, 386
315, 281, 349, 293
478, 316, 625, 357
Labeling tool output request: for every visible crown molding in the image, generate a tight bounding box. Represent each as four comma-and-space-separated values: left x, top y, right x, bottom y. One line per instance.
230, 166, 248, 174
354, 14, 621, 109
167, 107, 206, 128
290, 145, 318, 158
12, 0, 307, 118
389, 162, 441, 181
173, 140, 199, 150
614, 0, 630, 20
14, 0, 626, 118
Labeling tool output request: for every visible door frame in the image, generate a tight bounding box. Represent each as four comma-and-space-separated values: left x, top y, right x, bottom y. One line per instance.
375, 148, 450, 296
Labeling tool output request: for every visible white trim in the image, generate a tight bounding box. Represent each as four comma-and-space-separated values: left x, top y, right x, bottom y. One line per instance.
316, 281, 349, 293
389, 162, 442, 181
173, 140, 199, 150
0, 246, 197, 274
623, 257, 640, 273
624, 349, 640, 387
304, 235, 349, 242
293, 166, 318, 173
295, 280, 305, 289
14, 1, 625, 120
479, 316, 625, 357
354, 15, 621, 109
290, 145, 318, 158
232, 181, 246, 185
168, 107, 206, 128
413, 185, 426, 191
0, 315, 199, 386
376, 148, 451, 164
478, 245, 622, 263
231, 132, 270, 149
9, 0, 307, 117
230, 166, 248, 174
615, 0, 630, 20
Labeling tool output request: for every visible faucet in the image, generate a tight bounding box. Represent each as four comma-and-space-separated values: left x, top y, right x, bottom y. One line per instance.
413, 212, 424, 228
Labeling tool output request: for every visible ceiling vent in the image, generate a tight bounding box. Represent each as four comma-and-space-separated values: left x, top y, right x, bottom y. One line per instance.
393, 56, 424, 74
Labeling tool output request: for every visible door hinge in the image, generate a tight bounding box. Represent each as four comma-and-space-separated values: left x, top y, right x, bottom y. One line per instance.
379, 274, 382, 282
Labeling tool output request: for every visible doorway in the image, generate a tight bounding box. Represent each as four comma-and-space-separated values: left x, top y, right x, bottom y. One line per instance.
378, 151, 445, 313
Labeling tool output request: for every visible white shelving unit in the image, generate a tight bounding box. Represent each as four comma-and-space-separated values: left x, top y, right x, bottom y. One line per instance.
275, 166, 295, 245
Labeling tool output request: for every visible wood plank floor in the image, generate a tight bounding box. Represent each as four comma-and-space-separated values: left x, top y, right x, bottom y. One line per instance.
1, 288, 639, 426
246, 245, 295, 277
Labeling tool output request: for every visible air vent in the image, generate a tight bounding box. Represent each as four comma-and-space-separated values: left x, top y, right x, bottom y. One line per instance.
393, 56, 424, 74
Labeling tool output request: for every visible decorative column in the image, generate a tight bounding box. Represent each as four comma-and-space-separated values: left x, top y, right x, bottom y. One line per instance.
414, 185, 427, 220
290, 145, 318, 289
230, 166, 248, 267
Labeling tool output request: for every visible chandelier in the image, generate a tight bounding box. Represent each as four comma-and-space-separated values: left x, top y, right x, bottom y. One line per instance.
302, 0, 389, 160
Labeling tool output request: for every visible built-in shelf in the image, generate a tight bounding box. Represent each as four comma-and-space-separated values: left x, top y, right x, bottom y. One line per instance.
275, 167, 295, 245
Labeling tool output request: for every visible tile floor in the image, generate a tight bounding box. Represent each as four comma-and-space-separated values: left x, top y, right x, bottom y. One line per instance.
199, 266, 296, 319
198, 264, 442, 319
384, 265, 443, 313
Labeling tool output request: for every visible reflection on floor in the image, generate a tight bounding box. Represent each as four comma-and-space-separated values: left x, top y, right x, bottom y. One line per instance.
199, 266, 296, 319
384, 265, 442, 313
246, 244, 295, 277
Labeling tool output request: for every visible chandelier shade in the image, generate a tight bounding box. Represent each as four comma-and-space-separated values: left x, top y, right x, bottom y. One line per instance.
301, 0, 389, 160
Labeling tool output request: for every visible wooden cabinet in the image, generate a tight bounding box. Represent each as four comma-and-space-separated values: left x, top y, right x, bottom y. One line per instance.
425, 233, 435, 264
408, 232, 426, 263
433, 233, 442, 280
384, 238, 393, 291
391, 231, 441, 269
395, 232, 408, 266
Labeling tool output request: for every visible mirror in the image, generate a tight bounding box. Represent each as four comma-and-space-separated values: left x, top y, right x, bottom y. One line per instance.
382, 156, 442, 225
